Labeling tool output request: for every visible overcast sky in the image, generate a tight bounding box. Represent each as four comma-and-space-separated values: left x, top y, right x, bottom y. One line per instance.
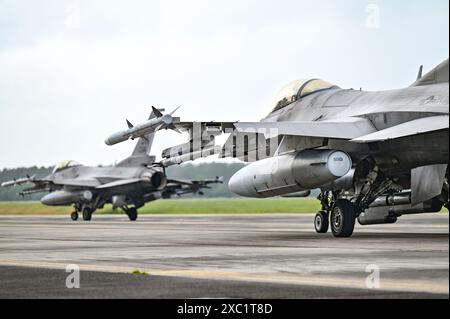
0, 0, 448, 169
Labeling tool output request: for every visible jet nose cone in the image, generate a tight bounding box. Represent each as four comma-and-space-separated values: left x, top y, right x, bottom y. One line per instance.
228, 169, 256, 198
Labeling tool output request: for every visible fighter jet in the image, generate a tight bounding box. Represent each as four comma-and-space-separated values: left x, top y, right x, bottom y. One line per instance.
111, 59, 448, 237
1, 109, 222, 221
223, 58, 449, 237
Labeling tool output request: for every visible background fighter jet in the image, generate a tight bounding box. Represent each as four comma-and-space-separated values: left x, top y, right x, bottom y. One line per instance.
1, 110, 222, 221
116, 59, 448, 237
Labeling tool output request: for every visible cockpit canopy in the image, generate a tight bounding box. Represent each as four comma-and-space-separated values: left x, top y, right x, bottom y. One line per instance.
271, 79, 339, 112
52, 160, 82, 173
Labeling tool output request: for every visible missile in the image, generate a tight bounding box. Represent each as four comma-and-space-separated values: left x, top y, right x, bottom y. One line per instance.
161, 140, 216, 159
105, 106, 181, 146
160, 145, 221, 167
1, 175, 35, 187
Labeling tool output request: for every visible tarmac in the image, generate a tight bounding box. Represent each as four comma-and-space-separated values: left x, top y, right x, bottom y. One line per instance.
0, 213, 448, 298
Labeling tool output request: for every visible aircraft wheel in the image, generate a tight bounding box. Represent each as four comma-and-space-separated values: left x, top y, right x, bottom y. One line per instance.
314, 211, 329, 233
70, 212, 79, 221
82, 207, 92, 221
331, 199, 356, 238
127, 207, 138, 221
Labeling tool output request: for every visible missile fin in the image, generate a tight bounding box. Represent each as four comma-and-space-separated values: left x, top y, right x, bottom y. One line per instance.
154, 123, 164, 132
169, 105, 181, 116
168, 124, 182, 134
152, 106, 164, 118
126, 120, 134, 129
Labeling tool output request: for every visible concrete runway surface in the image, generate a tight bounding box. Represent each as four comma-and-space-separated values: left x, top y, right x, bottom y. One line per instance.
0, 213, 448, 298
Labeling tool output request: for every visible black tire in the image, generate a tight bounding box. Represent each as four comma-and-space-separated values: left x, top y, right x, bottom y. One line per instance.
314, 211, 329, 233
127, 207, 138, 221
331, 199, 356, 238
70, 212, 79, 221
82, 208, 92, 221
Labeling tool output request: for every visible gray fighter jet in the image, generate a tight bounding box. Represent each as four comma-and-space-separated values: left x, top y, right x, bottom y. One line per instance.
113, 59, 448, 237
225, 59, 449, 237
1, 110, 222, 221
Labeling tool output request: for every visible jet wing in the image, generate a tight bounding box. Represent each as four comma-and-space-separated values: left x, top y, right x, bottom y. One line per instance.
165, 177, 223, 196
95, 179, 142, 189
167, 177, 223, 187
94, 178, 152, 195
54, 179, 101, 188
351, 115, 449, 143
166, 179, 195, 187
233, 117, 377, 140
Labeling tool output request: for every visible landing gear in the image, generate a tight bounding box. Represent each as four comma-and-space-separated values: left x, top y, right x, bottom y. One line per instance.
125, 207, 138, 221
314, 211, 329, 233
315, 190, 334, 234
70, 211, 79, 221
82, 207, 93, 221
330, 199, 356, 238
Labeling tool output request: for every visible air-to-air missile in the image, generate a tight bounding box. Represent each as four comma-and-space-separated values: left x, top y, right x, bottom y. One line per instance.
160, 144, 222, 167
105, 106, 181, 146
1, 175, 35, 187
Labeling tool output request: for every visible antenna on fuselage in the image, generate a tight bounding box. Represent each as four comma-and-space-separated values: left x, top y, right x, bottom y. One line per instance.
417, 65, 424, 81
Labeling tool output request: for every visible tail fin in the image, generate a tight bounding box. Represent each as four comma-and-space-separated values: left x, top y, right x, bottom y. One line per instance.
116, 108, 163, 167
411, 58, 449, 87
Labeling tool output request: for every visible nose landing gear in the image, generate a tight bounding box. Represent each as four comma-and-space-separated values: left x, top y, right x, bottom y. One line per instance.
330, 199, 356, 238
70, 204, 96, 222
82, 207, 93, 221
70, 211, 79, 221
315, 191, 357, 238
314, 211, 329, 233
123, 207, 138, 221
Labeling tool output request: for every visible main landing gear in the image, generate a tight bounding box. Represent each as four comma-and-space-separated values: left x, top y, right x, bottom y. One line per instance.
70, 205, 95, 221
315, 192, 357, 238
